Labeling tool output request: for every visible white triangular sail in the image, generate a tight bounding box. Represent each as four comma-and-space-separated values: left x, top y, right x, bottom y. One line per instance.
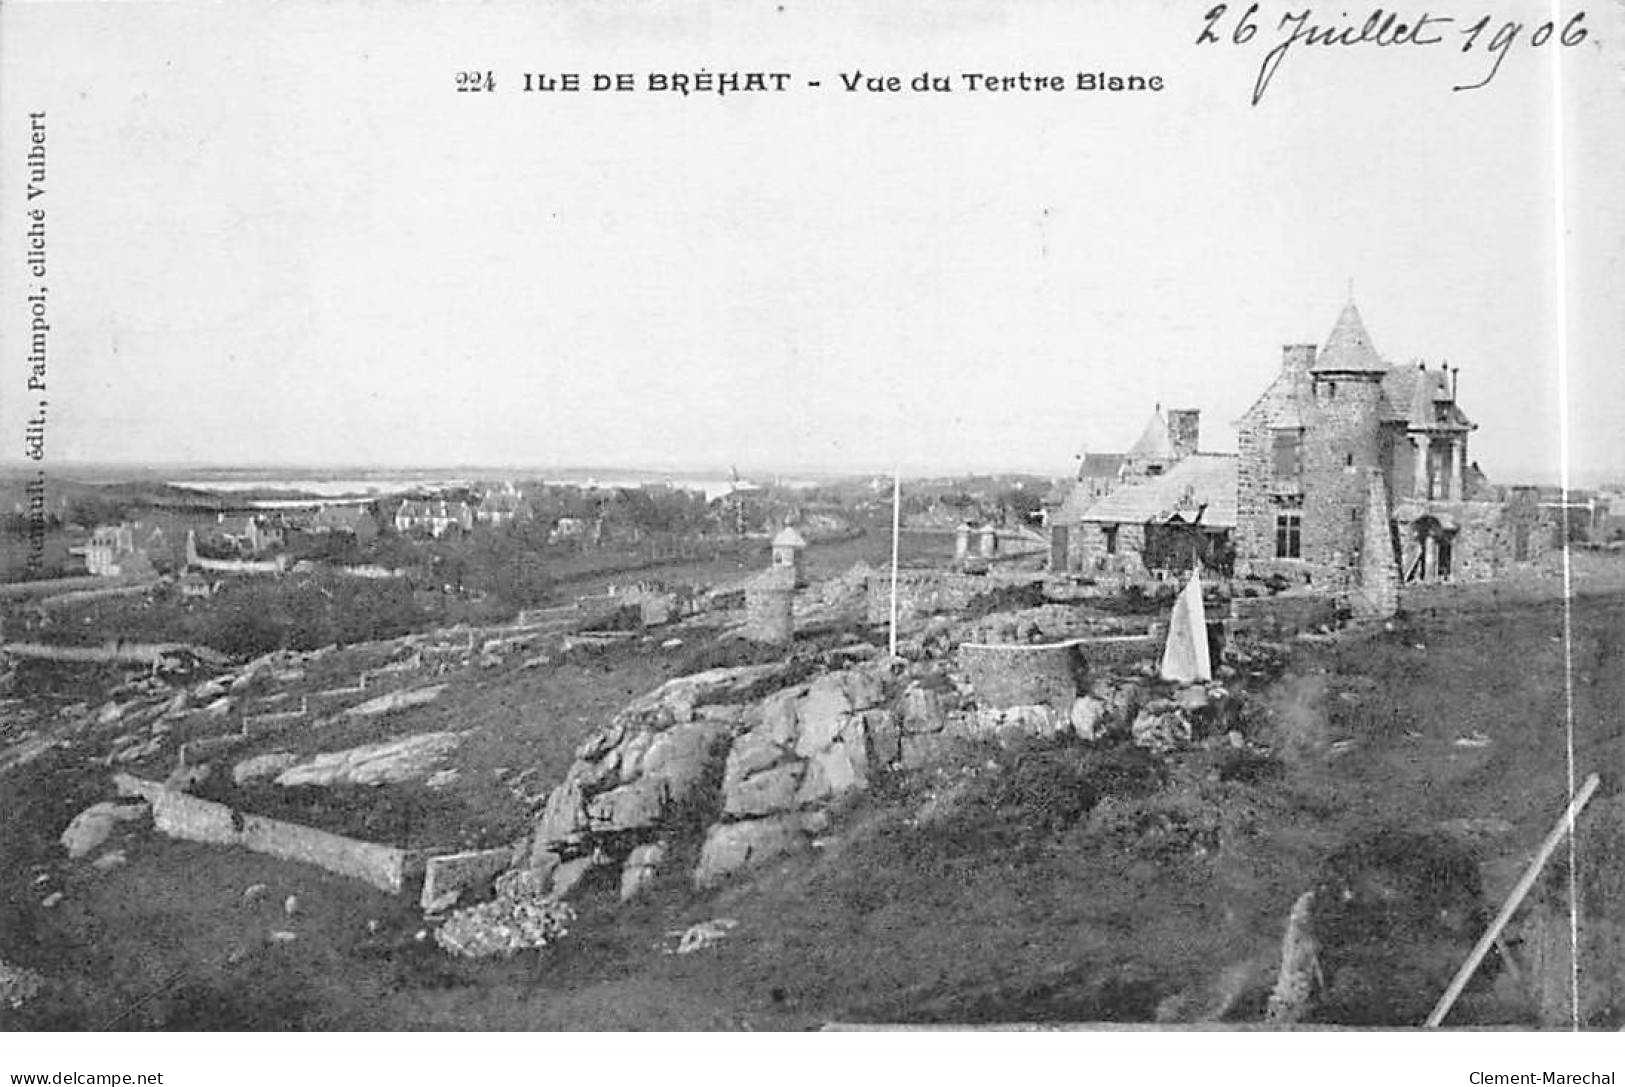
1159, 569, 1212, 683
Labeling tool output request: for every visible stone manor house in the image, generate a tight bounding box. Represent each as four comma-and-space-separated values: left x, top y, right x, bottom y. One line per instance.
1050, 301, 1555, 596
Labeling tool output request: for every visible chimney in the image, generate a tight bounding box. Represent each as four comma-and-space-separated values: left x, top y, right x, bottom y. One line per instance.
1282, 344, 1317, 373
1167, 408, 1201, 460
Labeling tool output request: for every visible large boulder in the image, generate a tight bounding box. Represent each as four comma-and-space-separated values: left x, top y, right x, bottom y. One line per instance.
585, 780, 666, 832
532, 776, 587, 848
724, 729, 794, 785
901, 685, 947, 733
796, 730, 870, 805
233, 752, 297, 786
273, 731, 466, 787
694, 814, 814, 888
619, 840, 668, 902
1070, 695, 1109, 741
61, 801, 148, 860
619, 663, 787, 722
793, 675, 856, 757
641, 720, 731, 801
725, 762, 805, 817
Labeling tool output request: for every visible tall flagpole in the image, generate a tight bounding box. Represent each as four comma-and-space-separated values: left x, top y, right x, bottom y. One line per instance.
888, 469, 901, 657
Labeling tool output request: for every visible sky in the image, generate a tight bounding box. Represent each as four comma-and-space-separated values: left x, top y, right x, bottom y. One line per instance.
1, 0, 1622, 484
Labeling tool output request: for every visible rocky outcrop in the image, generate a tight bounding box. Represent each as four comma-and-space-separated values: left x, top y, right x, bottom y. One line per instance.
516, 644, 1247, 903
524, 664, 790, 888
521, 660, 903, 897
697, 667, 893, 886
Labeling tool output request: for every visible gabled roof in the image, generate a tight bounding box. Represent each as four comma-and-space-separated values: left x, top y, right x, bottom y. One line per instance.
1126, 409, 1173, 460
772, 526, 807, 549
1078, 453, 1238, 529
1312, 301, 1387, 375
1077, 453, 1127, 481
1379, 363, 1473, 430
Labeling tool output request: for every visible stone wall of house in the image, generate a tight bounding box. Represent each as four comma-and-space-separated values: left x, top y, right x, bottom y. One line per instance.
1068, 523, 1146, 574
1395, 501, 1560, 582
1391, 429, 1422, 503
1300, 375, 1385, 588
1235, 346, 1314, 577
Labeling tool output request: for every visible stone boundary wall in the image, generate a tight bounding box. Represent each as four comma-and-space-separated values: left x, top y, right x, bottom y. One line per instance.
865, 570, 1044, 626
114, 773, 413, 893
957, 640, 1085, 710
1227, 592, 1340, 637
1076, 633, 1162, 668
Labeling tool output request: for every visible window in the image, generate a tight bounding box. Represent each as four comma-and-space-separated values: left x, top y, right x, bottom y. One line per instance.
1103, 526, 1118, 555
1272, 430, 1303, 477
1275, 513, 1301, 558
1345, 453, 1354, 467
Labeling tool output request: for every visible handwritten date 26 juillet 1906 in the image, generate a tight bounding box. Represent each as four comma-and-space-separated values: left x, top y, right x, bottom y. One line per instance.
1199, 5, 1591, 106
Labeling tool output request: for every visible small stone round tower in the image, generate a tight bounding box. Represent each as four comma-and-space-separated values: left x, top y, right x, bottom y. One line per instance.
1303, 301, 1388, 587
770, 525, 807, 588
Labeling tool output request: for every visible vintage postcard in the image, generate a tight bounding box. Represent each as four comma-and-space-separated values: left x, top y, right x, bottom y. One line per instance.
1, 0, 1623, 1076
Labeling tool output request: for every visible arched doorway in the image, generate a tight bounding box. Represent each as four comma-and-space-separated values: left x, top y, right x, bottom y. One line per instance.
1405, 515, 1455, 581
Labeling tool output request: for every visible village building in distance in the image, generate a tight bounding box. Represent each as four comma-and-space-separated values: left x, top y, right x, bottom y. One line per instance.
1051, 301, 1561, 604
394, 499, 475, 538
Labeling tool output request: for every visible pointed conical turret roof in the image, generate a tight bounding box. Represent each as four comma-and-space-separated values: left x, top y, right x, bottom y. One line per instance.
1312, 300, 1387, 375
771, 525, 806, 549
1126, 407, 1174, 459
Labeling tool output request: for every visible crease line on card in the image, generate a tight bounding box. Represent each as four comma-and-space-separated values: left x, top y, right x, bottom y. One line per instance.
1548, 0, 1581, 1034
